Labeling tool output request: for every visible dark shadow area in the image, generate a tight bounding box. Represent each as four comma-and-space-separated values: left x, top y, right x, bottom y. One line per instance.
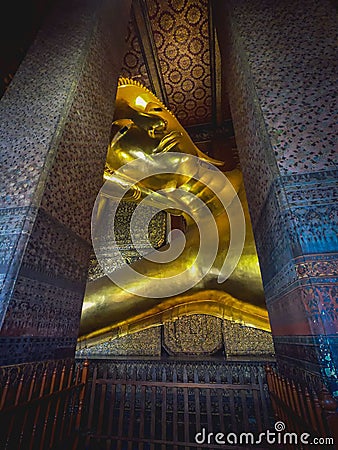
0, 0, 56, 98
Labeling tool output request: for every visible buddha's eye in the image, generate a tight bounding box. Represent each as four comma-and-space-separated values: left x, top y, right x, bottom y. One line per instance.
145, 102, 164, 113
110, 119, 133, 145
119, 125, 129, 134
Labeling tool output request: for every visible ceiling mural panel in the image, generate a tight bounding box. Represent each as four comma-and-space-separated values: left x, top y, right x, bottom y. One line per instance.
144, 0, 213, 126
120, 18, 152, 91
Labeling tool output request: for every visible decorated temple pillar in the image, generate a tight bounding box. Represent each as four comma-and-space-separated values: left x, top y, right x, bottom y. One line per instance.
217, 0, 337, 395
0, 0, 131, 364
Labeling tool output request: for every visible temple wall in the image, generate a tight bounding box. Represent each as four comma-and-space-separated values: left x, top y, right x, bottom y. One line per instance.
0, 0, 132, 364
221, 0, 337, 394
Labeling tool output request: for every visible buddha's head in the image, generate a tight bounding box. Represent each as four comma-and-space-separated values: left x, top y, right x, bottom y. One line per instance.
105, 78, 223, 186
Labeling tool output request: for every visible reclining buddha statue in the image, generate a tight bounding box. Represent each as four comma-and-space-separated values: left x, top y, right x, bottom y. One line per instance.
78, 78, 270, 347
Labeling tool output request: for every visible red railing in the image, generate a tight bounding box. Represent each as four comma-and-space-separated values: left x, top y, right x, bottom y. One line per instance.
266, 366, 338, 449
0, 359, 88, 450
81, 360, 273, 449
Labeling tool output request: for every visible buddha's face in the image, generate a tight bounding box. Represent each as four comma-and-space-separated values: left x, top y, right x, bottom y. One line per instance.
105, 80, 223, 192
105, 82, 189, 190
107, 83, 191, 166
